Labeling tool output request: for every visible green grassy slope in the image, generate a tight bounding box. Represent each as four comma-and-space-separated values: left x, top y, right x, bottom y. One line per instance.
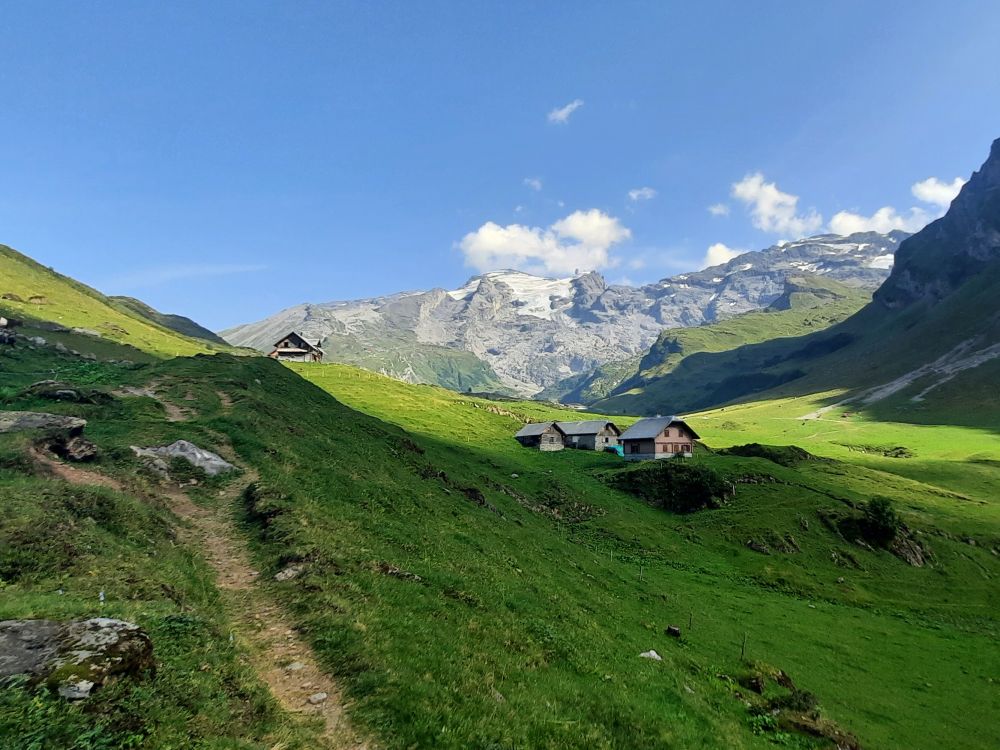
595, 261, 1000, 422
319, 329, 513, 394
2, 342, 997, 748
290, 362, 999, 750
547, 276, 868, 407
109, 295, 229, 345
0, 243, 235, 358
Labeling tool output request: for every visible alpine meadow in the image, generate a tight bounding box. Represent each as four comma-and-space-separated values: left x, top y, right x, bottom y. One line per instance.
1, 5, 999, 750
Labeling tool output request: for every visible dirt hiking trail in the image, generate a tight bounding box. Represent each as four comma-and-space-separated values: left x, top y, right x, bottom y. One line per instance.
30, 447, 372, 750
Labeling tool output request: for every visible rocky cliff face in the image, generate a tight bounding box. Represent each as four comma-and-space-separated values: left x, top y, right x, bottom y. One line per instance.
875, 138, 1000, 309
222, 232, 905, 395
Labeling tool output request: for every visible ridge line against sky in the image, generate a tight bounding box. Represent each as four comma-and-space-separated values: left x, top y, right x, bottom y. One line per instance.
1, 1, 998, 329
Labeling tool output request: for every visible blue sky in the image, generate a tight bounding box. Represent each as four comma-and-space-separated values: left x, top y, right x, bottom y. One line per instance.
2, 1, 999, 330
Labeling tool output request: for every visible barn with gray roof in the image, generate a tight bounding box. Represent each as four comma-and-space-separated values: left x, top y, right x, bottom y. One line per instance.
554, 420, 621, 451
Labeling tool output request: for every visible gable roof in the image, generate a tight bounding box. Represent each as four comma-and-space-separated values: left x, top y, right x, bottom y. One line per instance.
272, 331, 322, 352
555, 420, 620, 436
619, 416, 700, 440
514, 421, 564, 438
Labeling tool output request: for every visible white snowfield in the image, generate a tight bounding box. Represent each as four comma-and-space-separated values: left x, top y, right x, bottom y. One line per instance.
447, 270, 573, 320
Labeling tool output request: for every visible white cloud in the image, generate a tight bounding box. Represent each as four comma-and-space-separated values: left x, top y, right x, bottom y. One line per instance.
459, 209, 630, 276
703, 243, 743, 268
707, 203, 730, 217
523, 177, 543, 191
107, 263, 268, 289
731, 173, 823, 236
828, 206, 930, 235
547, 99, 584, 124
628, 186, 657, 202
911, 176, 965, 209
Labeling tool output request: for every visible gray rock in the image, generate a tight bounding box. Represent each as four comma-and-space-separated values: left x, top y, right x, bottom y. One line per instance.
285, 661, 305, 672
130, 440, 235, 476
28, 336, 47, 346
308, 691, 328, 704
0, 618, 153, 700
0, 411, 87, 437
639, 650, 662, 661
0, 620, 62, 678
274, 565, 303, 582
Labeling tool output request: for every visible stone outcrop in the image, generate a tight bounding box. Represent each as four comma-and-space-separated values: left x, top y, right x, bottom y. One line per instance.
0, 618, 154, 700
0, 411, 87, 438
131, 440, 235, 476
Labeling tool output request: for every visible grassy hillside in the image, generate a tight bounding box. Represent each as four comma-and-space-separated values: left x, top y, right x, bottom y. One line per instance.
319, 330, 513, 394
0, 243, 234, 358
595, 262, 1000, 422
547, 276, 868, 407
289, 362, 999, 750
110, 295, 229, 345
2, 334, 997, 748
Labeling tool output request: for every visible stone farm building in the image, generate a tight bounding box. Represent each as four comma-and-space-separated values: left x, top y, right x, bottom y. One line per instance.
514, 422, 566, 451
555, 420, 621, 451
268, 332, 324, 362
618, 416, 699, 460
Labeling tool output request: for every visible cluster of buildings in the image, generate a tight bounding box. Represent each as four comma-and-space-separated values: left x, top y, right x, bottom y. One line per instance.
515, 416, 699, 461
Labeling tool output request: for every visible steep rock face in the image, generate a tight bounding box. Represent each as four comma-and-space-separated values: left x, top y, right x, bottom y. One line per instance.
876, 138, 1000, 309
222, 233, 904, 395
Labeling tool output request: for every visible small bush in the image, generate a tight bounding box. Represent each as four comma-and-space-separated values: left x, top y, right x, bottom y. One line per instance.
613, 461, 732, 513
862, 496, 900, 546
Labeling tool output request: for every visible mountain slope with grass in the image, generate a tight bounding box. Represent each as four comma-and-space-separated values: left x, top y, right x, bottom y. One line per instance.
596, 138, 1000, 421
109, 295, 229, 345
542, 275, 869, 405
1, 307, 998, 748
0, 243, 234, 358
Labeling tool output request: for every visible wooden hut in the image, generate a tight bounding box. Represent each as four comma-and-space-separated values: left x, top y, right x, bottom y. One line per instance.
514, 422, 566, 451
618, 416, 699, 460
268, 332, 324, 362
555, 420, 621, 451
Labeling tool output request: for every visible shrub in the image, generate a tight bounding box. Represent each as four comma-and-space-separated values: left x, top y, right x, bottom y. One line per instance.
862, 496, 900, 546
613, 461, 732, 513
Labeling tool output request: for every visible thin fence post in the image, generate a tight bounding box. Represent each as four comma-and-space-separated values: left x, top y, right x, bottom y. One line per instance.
741, 632, 748, 661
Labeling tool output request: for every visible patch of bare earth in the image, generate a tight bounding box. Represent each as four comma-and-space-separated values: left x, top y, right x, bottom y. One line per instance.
112, 379, 192, 422
29, 448, 371, 749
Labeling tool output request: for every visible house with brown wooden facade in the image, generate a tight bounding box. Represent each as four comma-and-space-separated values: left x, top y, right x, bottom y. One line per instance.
269, 331, 324, 362
555, 420, 621, 451
514, 422, 566, 451
618, 416, 699, 460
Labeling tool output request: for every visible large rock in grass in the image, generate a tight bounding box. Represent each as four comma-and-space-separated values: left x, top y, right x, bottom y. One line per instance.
0, 618, 154, 700
131, 440, 235, 476
0, 411, 87, 438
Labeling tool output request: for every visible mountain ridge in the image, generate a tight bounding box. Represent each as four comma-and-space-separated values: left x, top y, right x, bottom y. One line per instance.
222, 231, 907, 395
593, 138, 1000, 421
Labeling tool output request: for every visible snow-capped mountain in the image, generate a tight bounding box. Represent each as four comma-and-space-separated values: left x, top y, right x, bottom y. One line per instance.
221, 231, 907, 395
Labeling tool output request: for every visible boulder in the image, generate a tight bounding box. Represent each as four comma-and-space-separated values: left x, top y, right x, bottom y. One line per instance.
639, 650, 662, 661
130, 440, 235, 476
0, 411, 87, 438
665, 625, 682, 638
0, 618, 154, 700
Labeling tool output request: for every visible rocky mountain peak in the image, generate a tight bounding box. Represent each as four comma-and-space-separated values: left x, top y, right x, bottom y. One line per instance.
875, 137, 1000, 309
222, 232, 905, 396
